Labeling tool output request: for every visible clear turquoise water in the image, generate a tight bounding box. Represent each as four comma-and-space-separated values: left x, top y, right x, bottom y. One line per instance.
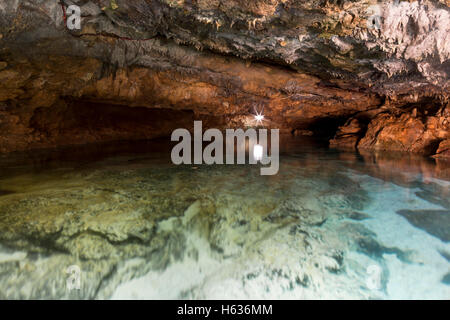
0, 138, 449, 299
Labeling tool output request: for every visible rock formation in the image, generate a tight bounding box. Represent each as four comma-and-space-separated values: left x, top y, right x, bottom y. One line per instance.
0, 0, 448, 156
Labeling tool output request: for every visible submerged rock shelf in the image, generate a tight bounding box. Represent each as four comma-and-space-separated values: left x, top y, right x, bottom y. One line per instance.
0, 142, 448, 299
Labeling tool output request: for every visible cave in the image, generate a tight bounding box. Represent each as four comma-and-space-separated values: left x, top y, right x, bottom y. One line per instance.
0, 0, 449, 302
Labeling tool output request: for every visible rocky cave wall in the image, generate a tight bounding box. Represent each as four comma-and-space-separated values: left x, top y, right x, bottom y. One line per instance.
0, 0, 449, 157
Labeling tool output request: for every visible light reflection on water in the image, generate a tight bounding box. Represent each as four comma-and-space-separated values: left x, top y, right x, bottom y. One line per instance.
0, 137, 448, 299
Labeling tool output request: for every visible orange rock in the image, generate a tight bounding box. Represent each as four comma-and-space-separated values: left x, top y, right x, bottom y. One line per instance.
434, 140, 450, 158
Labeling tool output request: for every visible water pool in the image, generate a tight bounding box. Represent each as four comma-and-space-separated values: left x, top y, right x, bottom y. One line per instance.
0, 138, 448, 299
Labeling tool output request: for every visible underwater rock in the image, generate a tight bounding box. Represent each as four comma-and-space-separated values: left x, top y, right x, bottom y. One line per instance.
356, 237, 412, 263
0, 0, 448, 154
439, 250, 450, 262
345, 212, 371, 221
340, 222, 413, 264
415, 189, 450, 210
0, 154, 393, 299
396, 209, 450, 242
1, 141, 449, 299
0, 252, 114, 299
442, 272, 450, 285
415, 182, 450, 209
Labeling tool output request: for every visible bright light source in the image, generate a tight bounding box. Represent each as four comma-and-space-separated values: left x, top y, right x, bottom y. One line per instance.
253, 144, 263, 161
255, 114, 264, 123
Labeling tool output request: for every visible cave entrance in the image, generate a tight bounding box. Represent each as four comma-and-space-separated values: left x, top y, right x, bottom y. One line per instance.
30, 100, 196, 147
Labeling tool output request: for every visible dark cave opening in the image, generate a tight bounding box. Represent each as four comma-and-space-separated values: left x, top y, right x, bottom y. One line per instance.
399, 97, 445, 119
29, 100, 196, 145
305, 116, 349, 140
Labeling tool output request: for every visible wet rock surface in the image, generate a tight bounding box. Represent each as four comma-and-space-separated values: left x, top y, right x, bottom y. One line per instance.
396, 209, 450, 242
